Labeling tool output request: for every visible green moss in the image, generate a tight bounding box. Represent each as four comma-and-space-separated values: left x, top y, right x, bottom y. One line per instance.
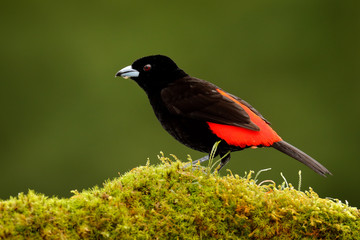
0, 155, 359, 239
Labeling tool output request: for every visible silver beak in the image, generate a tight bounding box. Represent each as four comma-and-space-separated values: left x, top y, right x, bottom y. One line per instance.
115, 65, 139, 79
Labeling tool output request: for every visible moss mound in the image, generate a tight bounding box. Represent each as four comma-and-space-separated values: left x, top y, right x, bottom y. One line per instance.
0, 155, 359, 239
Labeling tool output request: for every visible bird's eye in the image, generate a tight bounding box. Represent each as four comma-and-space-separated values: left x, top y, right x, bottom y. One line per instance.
143, 64, 151, 71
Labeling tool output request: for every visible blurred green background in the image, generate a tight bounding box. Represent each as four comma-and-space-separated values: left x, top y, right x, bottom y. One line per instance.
1, 1, 359, 207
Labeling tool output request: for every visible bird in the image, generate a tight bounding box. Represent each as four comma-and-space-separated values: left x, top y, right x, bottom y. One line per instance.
115, 55, 331, 176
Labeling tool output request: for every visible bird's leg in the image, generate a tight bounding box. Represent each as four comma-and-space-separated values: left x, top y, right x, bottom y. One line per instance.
184, 155, 210, 168
216, 153, 231, 172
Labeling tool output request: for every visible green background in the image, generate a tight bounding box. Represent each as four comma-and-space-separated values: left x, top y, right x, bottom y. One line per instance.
1, 1, 359, 207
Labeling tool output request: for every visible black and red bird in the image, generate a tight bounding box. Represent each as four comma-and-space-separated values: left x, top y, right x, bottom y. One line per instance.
115, 55, 331, 176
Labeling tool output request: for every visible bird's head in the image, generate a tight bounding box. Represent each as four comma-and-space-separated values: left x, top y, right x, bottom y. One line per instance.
115, 55, 187, 92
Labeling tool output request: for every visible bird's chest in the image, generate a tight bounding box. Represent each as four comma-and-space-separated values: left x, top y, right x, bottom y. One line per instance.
150, 99, 191, 138
148, 97, 217, 152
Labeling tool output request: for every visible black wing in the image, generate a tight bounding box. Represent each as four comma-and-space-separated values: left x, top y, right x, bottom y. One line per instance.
227, 93, 271, 125
161, 77, 261, 131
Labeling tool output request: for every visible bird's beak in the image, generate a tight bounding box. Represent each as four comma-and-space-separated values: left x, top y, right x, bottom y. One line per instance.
115, 65, 139, 79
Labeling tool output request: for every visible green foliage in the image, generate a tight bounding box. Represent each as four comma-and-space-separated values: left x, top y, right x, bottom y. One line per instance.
0, 155, 359, 239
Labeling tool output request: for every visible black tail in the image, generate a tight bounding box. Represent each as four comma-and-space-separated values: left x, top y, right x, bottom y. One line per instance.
272, 140, 332, 177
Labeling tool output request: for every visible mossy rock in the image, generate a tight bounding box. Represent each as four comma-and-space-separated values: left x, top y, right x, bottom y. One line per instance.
0, 155, 359, 239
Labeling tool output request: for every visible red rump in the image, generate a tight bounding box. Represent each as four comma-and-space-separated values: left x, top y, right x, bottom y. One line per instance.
207, 89, 282, 148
